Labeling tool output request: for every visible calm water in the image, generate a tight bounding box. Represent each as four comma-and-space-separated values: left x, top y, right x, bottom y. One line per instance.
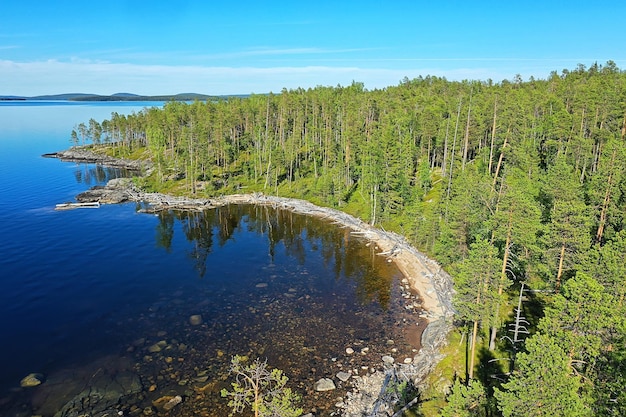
0, 102, 423, 416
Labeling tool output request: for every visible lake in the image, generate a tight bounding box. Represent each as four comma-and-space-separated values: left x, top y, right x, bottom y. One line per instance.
0, 101, 424, 416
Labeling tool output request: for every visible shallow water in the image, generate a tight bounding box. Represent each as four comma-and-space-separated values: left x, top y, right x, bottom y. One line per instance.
0, 102, 424, 416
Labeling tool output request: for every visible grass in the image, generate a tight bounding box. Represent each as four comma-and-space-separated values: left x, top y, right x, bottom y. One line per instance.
419, 328, 466, 415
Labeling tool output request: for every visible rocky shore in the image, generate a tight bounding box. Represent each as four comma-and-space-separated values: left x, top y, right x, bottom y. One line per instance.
43, 148, 152, 172
73, 177, 455, 316
45, 147, 455, 416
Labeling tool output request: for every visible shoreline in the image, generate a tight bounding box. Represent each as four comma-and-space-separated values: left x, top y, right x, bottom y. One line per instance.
43, 148, 151, 171
46, 148, 455, 414
72, 177, 455, 321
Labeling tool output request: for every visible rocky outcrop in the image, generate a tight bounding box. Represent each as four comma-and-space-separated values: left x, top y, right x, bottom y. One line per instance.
42, 147, 152, 172
75, 178, 139, 204
53, 368, 143, 417
338, 318, 453, 416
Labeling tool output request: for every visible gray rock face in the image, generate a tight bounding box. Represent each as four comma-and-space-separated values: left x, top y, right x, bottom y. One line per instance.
421, 318, 452, 351
76, 178, 136, 204
54, 370, 142, 417
339, 372, 387, 416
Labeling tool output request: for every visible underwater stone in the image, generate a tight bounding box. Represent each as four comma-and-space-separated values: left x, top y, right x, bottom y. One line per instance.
314, 378, 336, 392
20, 373, 44, 387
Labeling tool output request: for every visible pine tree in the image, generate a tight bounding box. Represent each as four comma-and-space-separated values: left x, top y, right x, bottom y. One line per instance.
541, 155, 592, 290
441, 378, 487, 417
486, 168, 542, 350
538, 272, 616, 366
451, 238, 501, 379
494, 334, 591, 417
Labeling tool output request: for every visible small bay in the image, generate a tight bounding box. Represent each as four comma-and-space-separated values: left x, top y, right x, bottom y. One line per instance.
0, 102, 423, 416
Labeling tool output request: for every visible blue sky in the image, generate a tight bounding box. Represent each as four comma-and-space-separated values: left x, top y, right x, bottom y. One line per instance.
1, 1, 625, 96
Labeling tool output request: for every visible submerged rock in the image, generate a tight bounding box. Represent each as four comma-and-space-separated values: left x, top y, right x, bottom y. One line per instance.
152, 395, 183, 412
163, 395, 182, 411
314, 378, 336, 392
147, 340, 167, 353
20, 373, 44, 387
54, 369, 142, 417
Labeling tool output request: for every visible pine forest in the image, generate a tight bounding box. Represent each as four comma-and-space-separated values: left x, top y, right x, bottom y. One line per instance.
75, 61, 626, 416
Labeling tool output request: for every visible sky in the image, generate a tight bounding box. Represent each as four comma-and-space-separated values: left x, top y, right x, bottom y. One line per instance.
1, 0, 625, 96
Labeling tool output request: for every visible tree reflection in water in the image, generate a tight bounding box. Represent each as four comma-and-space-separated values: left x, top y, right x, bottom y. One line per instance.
154, 204, 394, 308
141, 203, 422, 415
71, 163, 134, 186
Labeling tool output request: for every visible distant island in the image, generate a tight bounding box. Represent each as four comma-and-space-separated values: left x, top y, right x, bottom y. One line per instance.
0, 92, 251, 101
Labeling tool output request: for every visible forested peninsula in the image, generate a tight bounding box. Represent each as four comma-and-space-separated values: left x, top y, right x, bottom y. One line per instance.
72, 61, 626, 416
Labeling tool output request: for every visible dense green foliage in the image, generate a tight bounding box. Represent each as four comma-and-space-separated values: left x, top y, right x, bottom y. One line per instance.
80, 61, 626, 416
221, 355, 302, 417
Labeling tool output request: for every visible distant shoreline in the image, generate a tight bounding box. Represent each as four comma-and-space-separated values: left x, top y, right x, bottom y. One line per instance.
2, 92, 252, 102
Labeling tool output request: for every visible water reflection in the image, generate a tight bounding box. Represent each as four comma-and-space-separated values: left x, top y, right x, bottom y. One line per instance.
134, 204, 419, 416
71, 163, 134, 186
2, 203, 424, 417
156, 204, 394, 308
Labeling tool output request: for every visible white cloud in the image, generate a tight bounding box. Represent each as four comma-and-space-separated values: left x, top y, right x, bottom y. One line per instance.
200, 47, 379, 60
0, 59, 520, 96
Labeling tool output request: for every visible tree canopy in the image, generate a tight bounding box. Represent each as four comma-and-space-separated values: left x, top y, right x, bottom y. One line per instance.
79, 61, 626, 416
